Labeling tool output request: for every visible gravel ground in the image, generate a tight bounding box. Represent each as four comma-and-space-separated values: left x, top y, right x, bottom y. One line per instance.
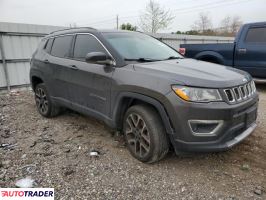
0, 85, 265, 199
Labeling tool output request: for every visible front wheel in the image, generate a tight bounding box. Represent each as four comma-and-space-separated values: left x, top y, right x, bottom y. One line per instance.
123, 105, 169, 163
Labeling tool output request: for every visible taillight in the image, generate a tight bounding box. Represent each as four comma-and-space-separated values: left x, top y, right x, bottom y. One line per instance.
179, 48, 186, 56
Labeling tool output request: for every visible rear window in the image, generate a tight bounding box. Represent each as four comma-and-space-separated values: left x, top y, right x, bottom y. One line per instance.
51, 36, 73, 58
245, 27, 266, 43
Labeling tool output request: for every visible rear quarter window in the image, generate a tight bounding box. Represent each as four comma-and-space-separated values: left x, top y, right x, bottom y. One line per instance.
51, 35, 73, 58
245, 27, 266, 43
44, 38, 54, 53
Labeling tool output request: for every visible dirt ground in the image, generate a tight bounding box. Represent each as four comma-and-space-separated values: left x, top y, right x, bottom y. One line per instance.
0, 85, 265, 200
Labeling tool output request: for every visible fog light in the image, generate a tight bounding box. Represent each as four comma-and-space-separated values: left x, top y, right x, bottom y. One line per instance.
188, 120, 223, 136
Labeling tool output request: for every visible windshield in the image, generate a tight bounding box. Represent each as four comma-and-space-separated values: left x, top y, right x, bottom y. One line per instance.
102, 32, 183, 61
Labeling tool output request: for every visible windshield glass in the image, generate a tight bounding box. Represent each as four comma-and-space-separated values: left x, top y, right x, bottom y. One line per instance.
102, 32, 183, 61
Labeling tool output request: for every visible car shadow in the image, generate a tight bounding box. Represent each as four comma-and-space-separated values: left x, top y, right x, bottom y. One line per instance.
256, 83, 266, 92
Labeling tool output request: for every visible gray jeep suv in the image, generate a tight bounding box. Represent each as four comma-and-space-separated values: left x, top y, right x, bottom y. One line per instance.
30, 28, 259, 163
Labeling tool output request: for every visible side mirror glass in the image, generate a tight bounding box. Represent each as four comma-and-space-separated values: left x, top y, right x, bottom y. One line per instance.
85, 52, 114, 65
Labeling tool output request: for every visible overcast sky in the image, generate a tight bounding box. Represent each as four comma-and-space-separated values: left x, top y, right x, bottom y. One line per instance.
0, 0, 265, 32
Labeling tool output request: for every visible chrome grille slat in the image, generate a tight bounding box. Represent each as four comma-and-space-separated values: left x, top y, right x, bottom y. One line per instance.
240, 86, 246, 99
224, 81, 256, 104
224, 89, 235, 102
245, 84, 249, 96
247, 83, 252, 96
233, 87, 241, 101
251, 81, 256, 93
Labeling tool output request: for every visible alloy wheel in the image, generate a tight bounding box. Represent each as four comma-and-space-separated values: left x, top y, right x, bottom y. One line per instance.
35, 87, 49, 115
125, 113, 151, 158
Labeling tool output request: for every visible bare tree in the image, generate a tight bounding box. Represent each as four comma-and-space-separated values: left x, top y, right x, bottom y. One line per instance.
139, 0, 174, 33
219, 15, 243, 36
220, 16, 231, 34
230, 16, 243, 35
192, 12, 213, 34
69, 23, 77, 28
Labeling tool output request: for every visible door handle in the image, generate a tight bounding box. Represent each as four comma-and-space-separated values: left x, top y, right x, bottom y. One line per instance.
44, 59, 50, 64
69, 65, 78, 70
238, 48, 247, 54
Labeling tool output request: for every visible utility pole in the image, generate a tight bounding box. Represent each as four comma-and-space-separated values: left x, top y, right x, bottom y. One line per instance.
116, 15, 119, 30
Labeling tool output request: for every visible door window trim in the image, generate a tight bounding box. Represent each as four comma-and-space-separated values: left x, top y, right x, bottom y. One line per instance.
71, 33, 116, 65
46, 33, 116, 65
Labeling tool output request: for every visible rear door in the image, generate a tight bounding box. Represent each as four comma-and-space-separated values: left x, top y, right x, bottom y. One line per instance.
67, 34, 114, 118
48, 35, 74, 103
234, 25, 266, 78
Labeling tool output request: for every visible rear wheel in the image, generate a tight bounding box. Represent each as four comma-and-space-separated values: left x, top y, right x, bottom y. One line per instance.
123, 105, 169, 163
34, 83, 61, 117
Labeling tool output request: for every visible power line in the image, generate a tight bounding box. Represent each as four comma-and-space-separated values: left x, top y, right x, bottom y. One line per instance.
172, 0, 227, 12
77, 0, 257, 28
173, 0, 252, 15
74, 0, 220, 26
117, 0, 252, 24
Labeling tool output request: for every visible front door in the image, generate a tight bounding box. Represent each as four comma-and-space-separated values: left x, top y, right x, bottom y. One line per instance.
67, 34, 114, 119
234, 25, 266, 78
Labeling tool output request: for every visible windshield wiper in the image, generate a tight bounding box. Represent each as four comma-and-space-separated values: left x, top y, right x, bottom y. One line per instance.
164, 56, 184, 60
124, 56, 183, 62
124, 58, 160, 62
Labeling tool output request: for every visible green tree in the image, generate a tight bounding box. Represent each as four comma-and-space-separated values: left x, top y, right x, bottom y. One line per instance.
185, 30, 200, 35
120, 23, 137, 31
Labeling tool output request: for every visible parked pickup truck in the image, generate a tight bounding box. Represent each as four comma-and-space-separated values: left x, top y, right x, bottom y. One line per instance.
180, 22, 266, 80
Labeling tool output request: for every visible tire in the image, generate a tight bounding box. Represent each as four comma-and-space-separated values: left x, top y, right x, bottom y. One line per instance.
123, 104, 169, 163
34, 83, 61, 117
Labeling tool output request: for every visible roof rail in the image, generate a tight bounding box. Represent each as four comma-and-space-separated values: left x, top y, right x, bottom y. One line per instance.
49, 27, 97, 34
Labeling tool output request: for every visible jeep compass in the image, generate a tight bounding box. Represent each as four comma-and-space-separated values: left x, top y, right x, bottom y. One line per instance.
30, 28, 258, 163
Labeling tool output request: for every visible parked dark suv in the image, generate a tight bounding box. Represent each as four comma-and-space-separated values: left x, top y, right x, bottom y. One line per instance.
30, 28, 259, 163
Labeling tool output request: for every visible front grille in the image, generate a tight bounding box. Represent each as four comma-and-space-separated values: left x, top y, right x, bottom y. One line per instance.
223, 81, 256, 103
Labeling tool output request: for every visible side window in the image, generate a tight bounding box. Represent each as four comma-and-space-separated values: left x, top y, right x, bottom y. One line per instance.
245, 27, 266, 43
51, 35, 73, 58
73, 34, 106, 60
38, 39, 47, 51
44, 38, 54, 53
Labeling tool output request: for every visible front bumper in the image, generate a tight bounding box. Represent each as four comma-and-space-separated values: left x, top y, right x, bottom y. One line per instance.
165, 92, 259, 153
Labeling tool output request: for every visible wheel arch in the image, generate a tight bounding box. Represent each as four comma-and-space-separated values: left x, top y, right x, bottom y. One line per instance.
112, 92, 174, 136
195, 51, 224, 65
31, 75, 44, 91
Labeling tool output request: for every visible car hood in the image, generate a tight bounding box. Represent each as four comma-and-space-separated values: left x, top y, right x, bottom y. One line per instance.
133, 58, 251, 88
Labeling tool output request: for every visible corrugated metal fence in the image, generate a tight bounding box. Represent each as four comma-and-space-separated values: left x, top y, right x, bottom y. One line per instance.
0, 22, 235, 91
0, 22, 63, 90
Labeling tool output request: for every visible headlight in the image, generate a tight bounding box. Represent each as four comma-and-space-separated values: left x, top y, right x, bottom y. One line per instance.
172, 86, 222, 103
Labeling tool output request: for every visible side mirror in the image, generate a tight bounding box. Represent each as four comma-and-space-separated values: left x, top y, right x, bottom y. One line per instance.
85, 52, 114, 65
